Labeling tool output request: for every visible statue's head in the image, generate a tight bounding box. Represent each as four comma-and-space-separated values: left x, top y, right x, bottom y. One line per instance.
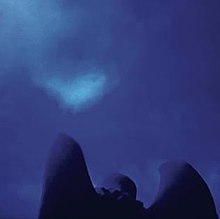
101, 173, 137, 200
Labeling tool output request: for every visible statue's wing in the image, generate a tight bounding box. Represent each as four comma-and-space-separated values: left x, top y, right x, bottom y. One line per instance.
147, 161, 218, 219
38, 134, 97, 219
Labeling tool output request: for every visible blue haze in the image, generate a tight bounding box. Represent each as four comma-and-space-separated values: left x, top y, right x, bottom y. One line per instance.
0, 0, 220, 218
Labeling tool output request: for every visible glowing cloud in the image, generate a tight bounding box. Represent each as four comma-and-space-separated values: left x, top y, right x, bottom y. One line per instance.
38, 71, 109, 112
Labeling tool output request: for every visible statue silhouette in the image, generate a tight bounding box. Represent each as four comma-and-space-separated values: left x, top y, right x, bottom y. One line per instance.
38, 134, 218, 219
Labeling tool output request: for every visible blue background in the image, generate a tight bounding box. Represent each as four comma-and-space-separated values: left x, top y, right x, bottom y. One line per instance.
0, 0, 220, 218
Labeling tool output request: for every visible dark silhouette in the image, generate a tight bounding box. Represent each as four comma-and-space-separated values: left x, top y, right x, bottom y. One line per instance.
38, 134, 219, 219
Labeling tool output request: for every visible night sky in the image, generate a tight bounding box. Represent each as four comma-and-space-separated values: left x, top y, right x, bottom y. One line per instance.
0, 0, 220, 218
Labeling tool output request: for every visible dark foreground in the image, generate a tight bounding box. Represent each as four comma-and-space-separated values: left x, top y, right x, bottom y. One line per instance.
38, 134, 218, 219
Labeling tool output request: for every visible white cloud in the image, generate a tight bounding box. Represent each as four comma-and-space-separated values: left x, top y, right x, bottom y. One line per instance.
0, 0, 83, 71
36, 70, 114, 112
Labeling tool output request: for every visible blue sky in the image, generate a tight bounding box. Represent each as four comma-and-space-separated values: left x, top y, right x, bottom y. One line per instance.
0, 0, 220, 218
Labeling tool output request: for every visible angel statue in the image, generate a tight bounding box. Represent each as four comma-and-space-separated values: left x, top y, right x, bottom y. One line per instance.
38, 134, 218, 219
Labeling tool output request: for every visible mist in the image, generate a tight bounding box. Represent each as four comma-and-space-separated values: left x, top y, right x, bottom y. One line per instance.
0, 0, 220, 218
